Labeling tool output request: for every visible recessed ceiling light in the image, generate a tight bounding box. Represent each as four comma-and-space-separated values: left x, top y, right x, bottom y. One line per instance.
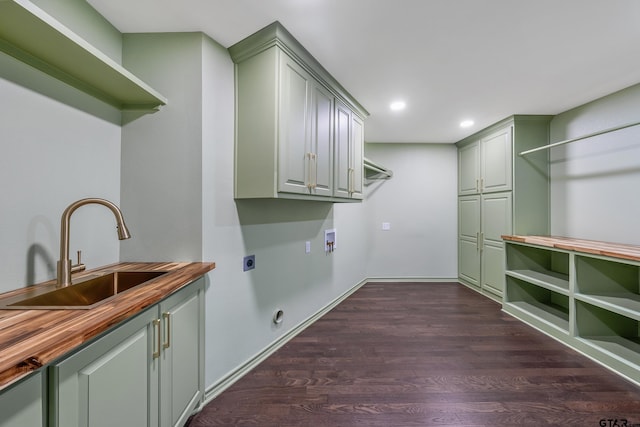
390, 101, 406, 111
460, 120, 474, 128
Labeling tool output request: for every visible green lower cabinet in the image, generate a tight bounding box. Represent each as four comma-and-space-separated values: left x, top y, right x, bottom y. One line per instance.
159, 278, 205, 427
0, 372, 46, 427
49, 277, 205, 427
458, 192, 512, 300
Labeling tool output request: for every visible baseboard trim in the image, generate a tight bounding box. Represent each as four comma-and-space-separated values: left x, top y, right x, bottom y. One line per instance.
365, 277, 458, 283
202, 277, 369, 405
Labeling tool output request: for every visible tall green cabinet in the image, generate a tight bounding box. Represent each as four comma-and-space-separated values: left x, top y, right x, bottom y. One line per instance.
456, 115, 552, 300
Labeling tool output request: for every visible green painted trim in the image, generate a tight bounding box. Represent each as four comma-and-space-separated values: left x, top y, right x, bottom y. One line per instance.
365, 277, 458, 283
228, 21, 368, 119
456, 115, 553, 148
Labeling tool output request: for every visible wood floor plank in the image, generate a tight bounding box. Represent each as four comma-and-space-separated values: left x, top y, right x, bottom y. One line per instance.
188, 282, 640, 426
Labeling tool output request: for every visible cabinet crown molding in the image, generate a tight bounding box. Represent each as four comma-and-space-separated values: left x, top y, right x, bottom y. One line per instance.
228, 21, 368, 119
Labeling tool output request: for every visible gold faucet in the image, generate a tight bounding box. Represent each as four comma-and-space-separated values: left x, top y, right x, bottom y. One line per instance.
57, 198, 131, 287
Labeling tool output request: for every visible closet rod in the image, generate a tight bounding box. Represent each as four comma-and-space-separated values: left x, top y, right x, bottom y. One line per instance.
363, 157, 393, 178
518, 120, 640, 156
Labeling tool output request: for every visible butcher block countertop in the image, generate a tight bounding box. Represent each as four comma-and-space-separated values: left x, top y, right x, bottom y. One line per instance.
0, 261, 215, 390
502, 235, 640, 262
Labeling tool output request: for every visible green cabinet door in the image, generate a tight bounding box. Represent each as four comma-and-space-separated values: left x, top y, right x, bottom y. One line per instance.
278, 53, 313, 195
50, 307, 159, 427
334, 99, 351, 199
458, 195, 481, 288
308, 80, 334, 197
480, 127, 512, 193
0, 372, 45, 427
458, 141, 480, 196
49, 278, 205, 427
159, 277, 205, 427
350, 114, 365, 199
481, 192, 512, 297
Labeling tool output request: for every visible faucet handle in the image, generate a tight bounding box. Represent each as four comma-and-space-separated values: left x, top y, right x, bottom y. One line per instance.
71, 250, 86, 274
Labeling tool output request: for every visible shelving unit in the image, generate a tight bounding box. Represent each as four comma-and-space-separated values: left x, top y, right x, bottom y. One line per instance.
503, 235, 640, 385
0, 0, 167, 111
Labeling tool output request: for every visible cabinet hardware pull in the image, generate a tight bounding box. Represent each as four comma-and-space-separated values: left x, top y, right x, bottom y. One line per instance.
163, 312, 171, 349
480, 232, 484, 250
312, 153, 317, 189
476, 179, 479, 193
476, 232, 480, 251
480, 178, 484, 192
348, 168, 354, 194
152, 319, 161, 359
305, 153, 311, 191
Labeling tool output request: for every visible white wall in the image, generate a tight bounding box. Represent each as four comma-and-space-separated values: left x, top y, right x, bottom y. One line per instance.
0, 1, 123, 293
120, 33, 204, 262
364, 143, 458, 280
550, 83, 640, 245
121, 33, 371, 389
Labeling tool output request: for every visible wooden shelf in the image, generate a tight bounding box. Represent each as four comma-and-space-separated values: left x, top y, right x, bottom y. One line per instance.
0, 0, 167, 111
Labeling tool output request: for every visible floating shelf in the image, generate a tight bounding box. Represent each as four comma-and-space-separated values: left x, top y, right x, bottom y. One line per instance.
0, 0, 167, 112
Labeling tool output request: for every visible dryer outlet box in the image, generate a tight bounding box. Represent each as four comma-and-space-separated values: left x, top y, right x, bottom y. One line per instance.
243, 255, 255, 271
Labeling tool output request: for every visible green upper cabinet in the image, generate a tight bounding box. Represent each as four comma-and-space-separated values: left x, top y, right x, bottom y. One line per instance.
457, 115, 552, 234
229, 21, 368, 202
276, 54, 334, 198
0, 0, 167, 112
334, 99, 364, 200
458, 126, 512, 195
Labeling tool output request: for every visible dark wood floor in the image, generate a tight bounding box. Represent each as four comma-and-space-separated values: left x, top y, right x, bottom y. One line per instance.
188, 282, 640, 426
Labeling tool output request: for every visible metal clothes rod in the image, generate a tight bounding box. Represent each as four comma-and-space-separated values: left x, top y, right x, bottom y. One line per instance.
518, 120, 640, 156
363, 157, 393, 178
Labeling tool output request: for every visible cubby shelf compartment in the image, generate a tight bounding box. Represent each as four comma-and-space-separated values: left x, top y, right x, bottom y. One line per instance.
575, 255, 640, 320
504, 276, 570, 335
0, 0, 167, 111
505, 242, 570, 294
575, 300, 640, 375
502, 236, 640, 386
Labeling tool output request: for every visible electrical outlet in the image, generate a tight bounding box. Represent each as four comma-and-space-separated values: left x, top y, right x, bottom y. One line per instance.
382, 222, 391, 231
243, 255, 255, 271
305, 241, 311, 254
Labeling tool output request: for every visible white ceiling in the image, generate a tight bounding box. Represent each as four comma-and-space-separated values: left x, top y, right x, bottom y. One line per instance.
88, 0, 640, 143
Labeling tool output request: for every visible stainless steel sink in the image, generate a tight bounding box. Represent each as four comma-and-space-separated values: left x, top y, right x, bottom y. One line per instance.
0, 271, 167, 310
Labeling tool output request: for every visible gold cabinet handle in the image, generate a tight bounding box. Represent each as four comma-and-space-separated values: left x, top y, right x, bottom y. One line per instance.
348, 168, 354, 194
152, 319, 161, 359
312, 153, 317, 189
162, 312, 171, 349
306, 152, 313, 190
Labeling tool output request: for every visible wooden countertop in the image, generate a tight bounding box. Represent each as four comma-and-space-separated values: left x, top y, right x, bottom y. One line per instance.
502, 235, 640, 262
0, 261, 215, 390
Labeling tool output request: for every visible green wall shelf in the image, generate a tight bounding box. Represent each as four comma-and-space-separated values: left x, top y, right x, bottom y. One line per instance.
0, 0, 167, 112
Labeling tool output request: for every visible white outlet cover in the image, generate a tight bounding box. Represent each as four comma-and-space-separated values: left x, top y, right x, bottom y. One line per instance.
305, 241, 311, 253
382, 222, 391, 230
